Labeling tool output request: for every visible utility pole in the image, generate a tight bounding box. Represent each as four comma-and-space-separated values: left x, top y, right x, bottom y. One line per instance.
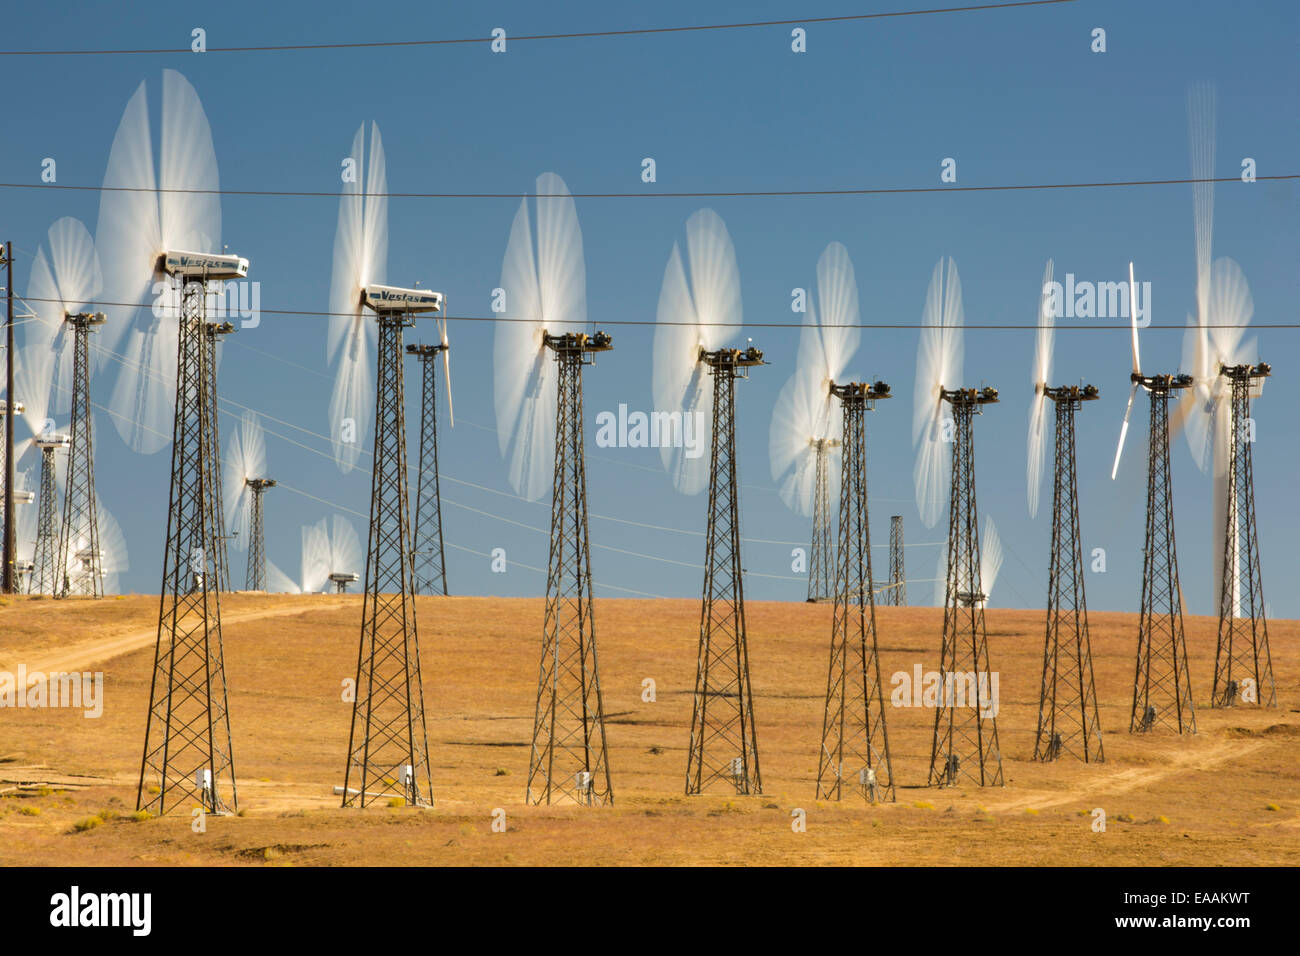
3, 241, 15, 595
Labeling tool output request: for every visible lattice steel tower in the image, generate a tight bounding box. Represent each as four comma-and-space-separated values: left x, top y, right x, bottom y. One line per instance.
816, 381, 895, 802
1033, 384, 1105, 762
56, 311, 106, 598
243, 478, 275, 591
806, 437, 839, 603
686, 345, 765, 796
1131, 373, 1197, 734
139, 264, 243, 817
1212, 362, 1276, 708
342, 293, 439, 808
928, 386, 1004, 787
28, 433, 69, 596
888, 515, 906, 606
406, 343, 448, 596
202, 321, 235, 592
527, 331, 615, 807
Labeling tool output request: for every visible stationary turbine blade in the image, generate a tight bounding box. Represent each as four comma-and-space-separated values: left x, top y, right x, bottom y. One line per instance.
439, 314, 454, 428
1111, 382, 1138, 480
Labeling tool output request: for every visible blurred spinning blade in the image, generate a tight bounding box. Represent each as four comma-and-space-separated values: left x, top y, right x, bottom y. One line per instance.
18, 218, 101, 440
769, 242, 862, 516
1026, 259, 1054, 519
911, 257, 964, 528
223, 410, 267, 553
97, 69, 222, 455
493, 172, 587, 502
327, 121, 387, 474
651, 209, 742, 497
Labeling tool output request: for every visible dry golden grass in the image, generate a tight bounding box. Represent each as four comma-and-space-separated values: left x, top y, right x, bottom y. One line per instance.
0, 593, 1296, 866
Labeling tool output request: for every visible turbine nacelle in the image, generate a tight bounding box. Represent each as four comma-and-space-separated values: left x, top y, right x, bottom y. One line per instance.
543, 329, 613, 356
35, 433, 72, 451
162, 250, 249, 281
64, 311, 107, 328
1044, 383, 1101, 403
831, 380, 891, 404
363, 285, 443, 315
942, 385, 999, 406
699, 345, 764, 369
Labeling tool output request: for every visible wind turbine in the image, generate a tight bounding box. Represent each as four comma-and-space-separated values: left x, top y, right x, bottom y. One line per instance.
933, 516, 1003, 610
769, 242, 859, 603
224, 410, 275, 591
1027, 259, 1104, 763
329, 121, 440, 810
496, 172, 614, 807
653, 209, 764, 796
912, 257, 1003, 788
1176, 83, 1275, 708
16, 218, 100, 596
97, 69, 247, 817
301, 514, 362, 594
406, 317, 454, 596
1111, 263, 1197, 735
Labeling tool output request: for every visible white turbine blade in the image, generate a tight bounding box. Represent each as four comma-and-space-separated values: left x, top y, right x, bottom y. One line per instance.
330, 514, 363, 579
653, 209, 741, 497
45, 218, 101, 417
440, 315, 454, 428
95, 80, 161, 371
1175, 312, 1212, 467
769, 369, 824, 517
159, 69, 221, 255
534, 172, 587, 335
1027, 394, 1048, 519
1207, 257, 1253, 366
107, 307, 177, 455
224, 411, 265, 552
328, 123, 385, 474
94, 495, 130, 578
912, 257, 963, 528
266, 559, 301, 594
813, 241, 860, 386
1128, 261, 1141, 376
301, 519, 331, 594
683, 208, 741, 350
980, 516, 1004, 602
494, 192, 553, 502
1028, 259, 1055, 518
1111, 382, 1138, 480
17, 247, 59, 436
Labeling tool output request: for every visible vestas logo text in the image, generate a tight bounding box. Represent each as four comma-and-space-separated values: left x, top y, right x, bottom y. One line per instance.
49, 886, 151, 936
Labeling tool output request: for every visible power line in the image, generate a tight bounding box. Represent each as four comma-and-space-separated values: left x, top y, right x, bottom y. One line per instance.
0, 2, 1075, 56
19, 294, 1299, 331
3, 172, 1291, 202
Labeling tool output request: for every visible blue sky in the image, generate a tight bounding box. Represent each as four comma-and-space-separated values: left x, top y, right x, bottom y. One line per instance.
1, 0, 1297, 615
